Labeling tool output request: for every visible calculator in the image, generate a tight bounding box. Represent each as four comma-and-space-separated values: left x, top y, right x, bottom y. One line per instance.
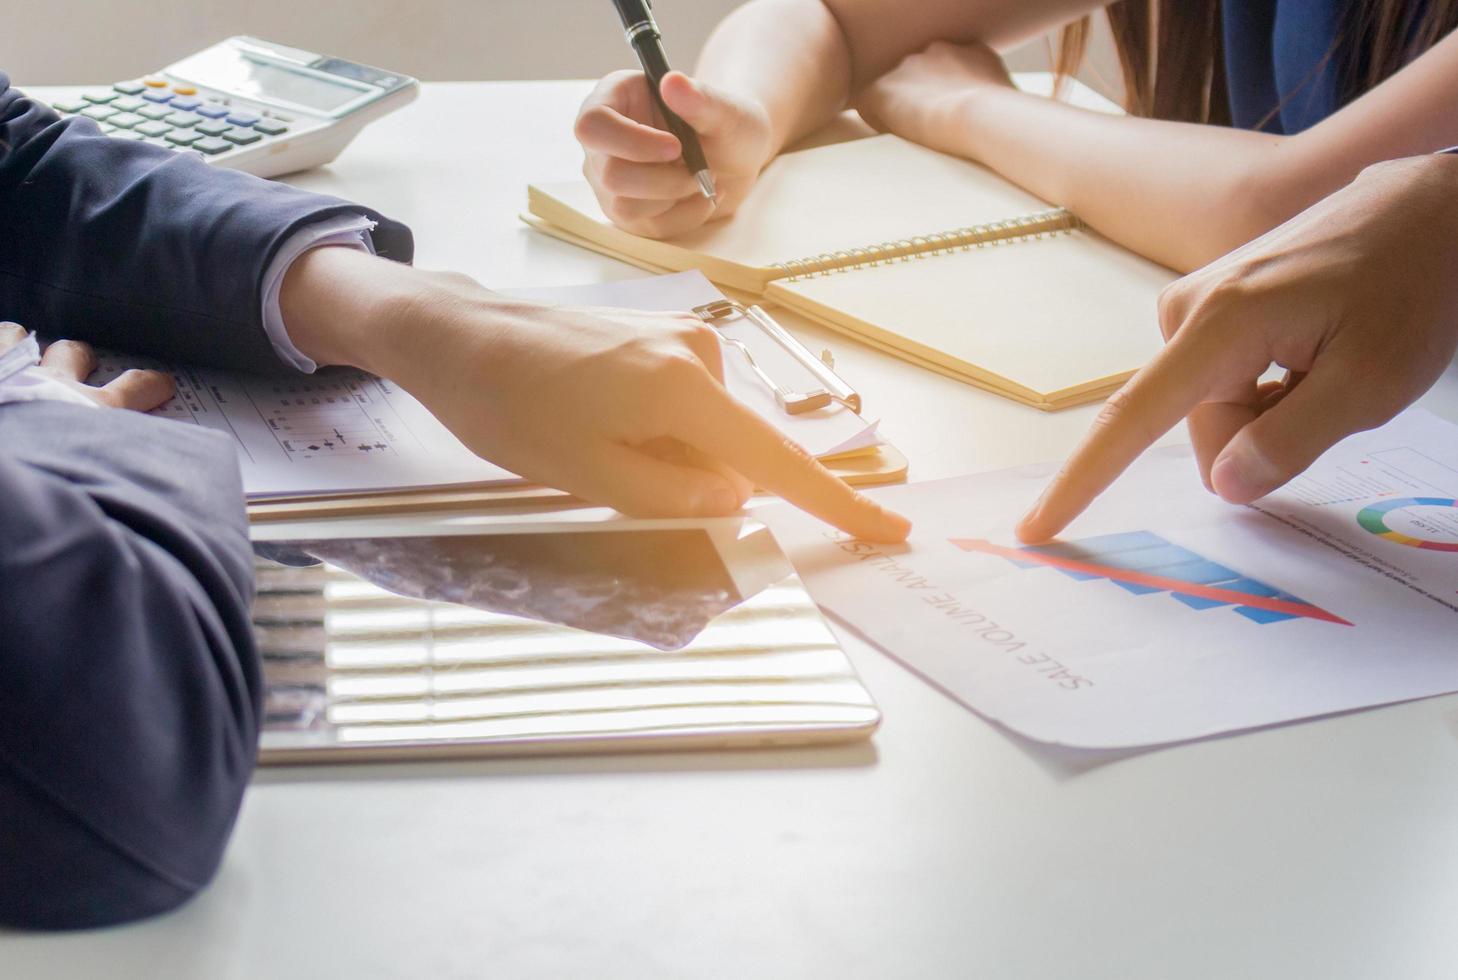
44, 36, 418, 178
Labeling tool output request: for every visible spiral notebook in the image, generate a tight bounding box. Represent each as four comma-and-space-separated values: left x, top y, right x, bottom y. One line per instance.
526, 134, 1177, 410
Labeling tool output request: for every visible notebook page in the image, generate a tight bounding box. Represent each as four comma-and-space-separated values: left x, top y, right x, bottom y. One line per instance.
529, 134, 1052, 293
766, 230, 1175, 404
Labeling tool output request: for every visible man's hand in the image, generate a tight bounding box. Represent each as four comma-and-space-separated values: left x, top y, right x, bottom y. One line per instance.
574, 70, 775, 239
0, 323, 174, 411
853, 40, 1014, 155
281, 250, 911, 543
1016, 154, 1458, 543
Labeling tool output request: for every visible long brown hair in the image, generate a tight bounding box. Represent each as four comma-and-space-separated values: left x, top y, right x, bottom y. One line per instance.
1056, 0, 1458, 125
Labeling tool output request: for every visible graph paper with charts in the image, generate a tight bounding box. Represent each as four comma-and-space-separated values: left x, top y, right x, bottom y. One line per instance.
87, 272, 879, 499
762, 410, 1458, 749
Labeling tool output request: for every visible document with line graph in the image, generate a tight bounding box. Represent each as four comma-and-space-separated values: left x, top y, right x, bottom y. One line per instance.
762, 410, 1458, 749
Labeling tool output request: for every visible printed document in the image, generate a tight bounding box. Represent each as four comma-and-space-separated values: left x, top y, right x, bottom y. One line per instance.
761, 410, 1458, 748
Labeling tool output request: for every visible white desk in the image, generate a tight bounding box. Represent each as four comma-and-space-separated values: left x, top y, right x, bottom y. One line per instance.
9, 82, 1458, 980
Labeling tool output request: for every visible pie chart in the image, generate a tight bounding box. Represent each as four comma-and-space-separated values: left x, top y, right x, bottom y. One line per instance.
1356, 497, 1458, 552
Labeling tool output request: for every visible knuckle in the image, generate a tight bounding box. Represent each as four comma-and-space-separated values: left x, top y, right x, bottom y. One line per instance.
597, 157, 630, 194
653, 352, 705, 387
1091, 384, 1139, 438
1155, 280, 1192, 339
574, 103, 616, 141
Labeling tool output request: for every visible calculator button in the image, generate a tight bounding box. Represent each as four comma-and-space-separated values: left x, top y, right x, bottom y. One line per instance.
137, 104, 172, 120
98, 122, 117, 134
193, 120, 230, 137
171, 84, 198, 95
110, 130, 146, 141
192, 136, 232, 155
142, 90, 173, 104
81, 105, 119, 122
224, 113, 259, 127
164, 111, 202, 127
49, 98, 86, 113
143, 77, 168, 87
194, 103, 229, 119
111, 96, 145, 112
168, 96, 201, 111
82, 90, 118, 104
134, 120, 172, 138
252, 119, 289, 136
164, 129, 201, 146
222, 127, 262, 145
112, 80, 147, 95
107, 112, 145, 129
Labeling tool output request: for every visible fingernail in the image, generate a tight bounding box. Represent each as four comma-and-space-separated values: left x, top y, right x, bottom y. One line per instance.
1210, 443, 1278, 503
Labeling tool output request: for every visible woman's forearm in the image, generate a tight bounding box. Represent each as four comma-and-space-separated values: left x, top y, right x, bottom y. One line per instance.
694, 0, 1107, 165
947, 88, 1320, 272
693, 0, 855, 158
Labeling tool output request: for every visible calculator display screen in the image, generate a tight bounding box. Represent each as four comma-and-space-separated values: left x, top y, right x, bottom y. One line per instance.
179, 46, 374, 114
231, 57, 366, 112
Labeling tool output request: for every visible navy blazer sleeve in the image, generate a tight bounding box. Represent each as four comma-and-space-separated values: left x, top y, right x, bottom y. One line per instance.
0, 402, 260, 930
0, 72, 414, 374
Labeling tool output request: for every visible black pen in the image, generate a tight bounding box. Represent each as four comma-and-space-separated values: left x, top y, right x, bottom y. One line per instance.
609, 0, 717, 200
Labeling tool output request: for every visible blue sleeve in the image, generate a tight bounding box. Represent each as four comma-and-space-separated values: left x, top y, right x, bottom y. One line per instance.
0, 402, 260, 930
0, 72, 414, 374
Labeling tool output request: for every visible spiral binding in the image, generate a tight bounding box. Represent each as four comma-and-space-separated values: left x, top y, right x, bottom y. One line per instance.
769, 208, 1079, 281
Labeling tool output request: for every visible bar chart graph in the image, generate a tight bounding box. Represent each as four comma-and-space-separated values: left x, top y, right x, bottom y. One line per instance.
952, 531, 1350, 626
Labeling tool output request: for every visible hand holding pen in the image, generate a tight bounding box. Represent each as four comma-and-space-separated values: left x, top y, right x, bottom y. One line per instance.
576, 6, 776, 239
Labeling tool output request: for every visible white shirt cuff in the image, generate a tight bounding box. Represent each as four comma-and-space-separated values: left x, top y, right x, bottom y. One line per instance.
0, 332, 101, 410
261, 213, 378, 374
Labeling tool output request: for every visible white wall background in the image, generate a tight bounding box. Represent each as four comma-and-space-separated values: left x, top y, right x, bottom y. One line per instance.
4, 0, 1120, 99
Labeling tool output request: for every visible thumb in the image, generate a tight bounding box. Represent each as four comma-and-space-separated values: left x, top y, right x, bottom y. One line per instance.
1209, 357, 1397, 504
660, 72, 737, 136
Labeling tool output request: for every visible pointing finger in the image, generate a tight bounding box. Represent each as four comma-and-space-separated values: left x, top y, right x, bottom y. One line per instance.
1014, 319, 1265, 543
668, 371, 910, 543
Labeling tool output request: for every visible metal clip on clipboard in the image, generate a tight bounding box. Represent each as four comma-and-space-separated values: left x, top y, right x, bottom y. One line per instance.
693, 300, 862, 416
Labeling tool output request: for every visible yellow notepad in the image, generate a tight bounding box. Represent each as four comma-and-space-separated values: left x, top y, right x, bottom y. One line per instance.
527, 134, 1177, 410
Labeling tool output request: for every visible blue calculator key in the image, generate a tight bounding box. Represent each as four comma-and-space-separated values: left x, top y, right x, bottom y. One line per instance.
168, 96, 202, 111
194, 104, 230, 119
107, 112, 145, 129
49, 98, 86, 113
192, 136, 231, 155
142, 90, 174, 104
81, 105, 119, 122
137, 104, 172, 120
82, 90, 117, 104
222, 127, 262, 145
224, 113, 259, 127
252, 119, 289, 136
112, 80, 147, 95
111, 95, 146, 112
164, 111, 202, 127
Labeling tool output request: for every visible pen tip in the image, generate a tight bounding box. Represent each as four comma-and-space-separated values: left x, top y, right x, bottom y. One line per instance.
695, 170, 717, 202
